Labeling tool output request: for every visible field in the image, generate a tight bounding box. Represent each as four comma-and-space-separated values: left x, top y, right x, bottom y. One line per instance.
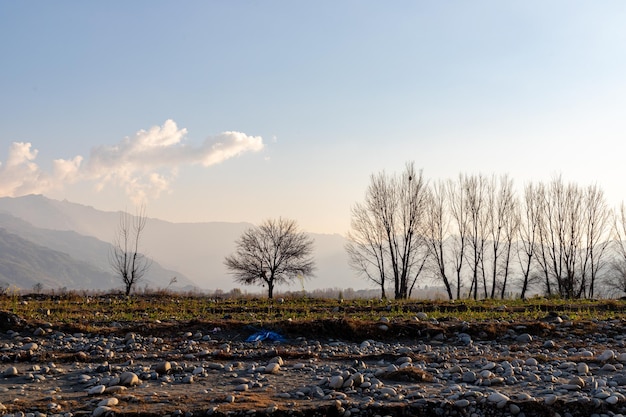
2, 294, 626, 416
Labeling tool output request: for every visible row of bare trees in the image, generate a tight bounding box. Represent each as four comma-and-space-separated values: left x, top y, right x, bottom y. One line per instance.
347, 162, 626, 300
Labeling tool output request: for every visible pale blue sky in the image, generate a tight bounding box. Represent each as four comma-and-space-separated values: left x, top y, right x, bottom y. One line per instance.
1, 1, 625, 234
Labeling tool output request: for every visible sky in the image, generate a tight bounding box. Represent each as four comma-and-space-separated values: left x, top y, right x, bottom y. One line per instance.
1, 1, 626, 235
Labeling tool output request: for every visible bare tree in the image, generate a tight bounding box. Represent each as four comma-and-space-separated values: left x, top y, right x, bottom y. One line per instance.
485, 175, 519, 299
464, 174, 489, 299
530, 176, 611, 299
580, 184, 611, 298
517, 183, 541, 299
539, 176, 583, 298
110, 206, 151, 296
606, 203, 626, 297
224, 218, 315, 299
346, 202, 389, 299
448, 175, 469, 299
346, 162, 429, 299
423, 181, 454, 299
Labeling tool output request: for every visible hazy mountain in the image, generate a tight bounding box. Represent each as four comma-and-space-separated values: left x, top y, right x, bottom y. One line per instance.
0, 211, 197, 292
0, 195, 362, 293
0, 227, 116, 291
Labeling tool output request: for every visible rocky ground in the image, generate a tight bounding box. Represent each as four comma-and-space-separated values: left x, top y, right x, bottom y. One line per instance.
3, 309, 626, 417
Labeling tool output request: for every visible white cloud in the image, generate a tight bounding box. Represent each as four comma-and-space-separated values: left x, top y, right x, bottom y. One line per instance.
0, 142, 55, 197
0, 120, 265, 201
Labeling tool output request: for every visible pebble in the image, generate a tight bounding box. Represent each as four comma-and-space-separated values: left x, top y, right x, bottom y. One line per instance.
3, 314, 626, 417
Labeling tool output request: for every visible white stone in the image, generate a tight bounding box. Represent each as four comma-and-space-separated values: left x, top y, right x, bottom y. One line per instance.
88, 385, 106, 395
265, 362, 281, 374
488, 392, 510, 403
98, 398, 119, 407
104, 385, 127, 394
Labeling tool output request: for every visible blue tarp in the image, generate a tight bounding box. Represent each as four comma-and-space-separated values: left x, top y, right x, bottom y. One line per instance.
245, 330, 285, 343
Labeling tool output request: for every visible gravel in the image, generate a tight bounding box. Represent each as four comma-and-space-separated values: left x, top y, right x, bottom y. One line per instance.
2, 313, 626, 416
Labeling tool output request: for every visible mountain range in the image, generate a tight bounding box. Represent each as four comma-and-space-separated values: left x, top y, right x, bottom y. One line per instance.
0, 195, 361, 294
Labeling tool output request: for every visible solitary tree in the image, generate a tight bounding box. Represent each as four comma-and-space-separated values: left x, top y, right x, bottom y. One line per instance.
109, 206, 151, 296
224, 218, 315, 298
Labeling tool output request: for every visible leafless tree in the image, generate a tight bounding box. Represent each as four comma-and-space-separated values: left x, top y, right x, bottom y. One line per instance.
531, 176, 611, 299
224, 218, 315, 299
110, 206, 151, 296
346, 162, 429, 299
346, 203, 389, 299
464, 174, 490, 299
606, 203, 626, 297
517, 183, 541, 299
423, 180, 454, 299
539, 176, 584, 298
580, 184, 611, 298
448, 175, 469, 299
485, 175, 519, 299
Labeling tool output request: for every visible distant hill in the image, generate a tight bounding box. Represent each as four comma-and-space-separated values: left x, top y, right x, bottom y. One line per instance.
0, 227, 117, 291
0, 195, 363, 293
0, 210, 195, 292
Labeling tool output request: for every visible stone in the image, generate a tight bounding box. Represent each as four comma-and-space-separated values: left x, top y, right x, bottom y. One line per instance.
98, 398, 119, 407
568, 376, 585, 388
22, 342, 38, 351
415, 312, 428, 321
119, 371, 140, 386
329, 375, 344, 389
454, 399, 470, 407
545, 394, 557, 405
598, 350, 615, 362
156, 361, 171, 375
88, 385, 106, 395
105, 385, 127, 394
2, 367, 18, 377
265, 362, 281, 374
92, 406, 112, 417
488, 392, 510, 403
462, 371, 477, 383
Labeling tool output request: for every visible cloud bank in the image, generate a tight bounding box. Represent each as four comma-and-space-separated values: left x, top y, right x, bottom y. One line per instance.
0, 120, 264, 203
